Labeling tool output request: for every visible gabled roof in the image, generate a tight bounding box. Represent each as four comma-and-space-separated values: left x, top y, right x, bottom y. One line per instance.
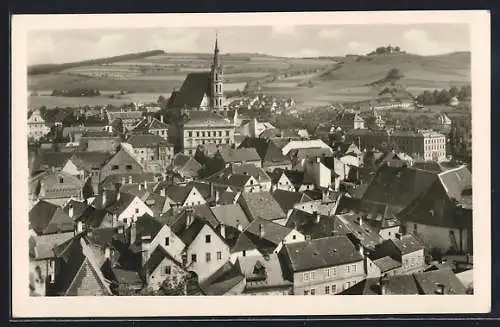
29, 200, 74, 235
65, 151, 112, 172
218, 147, 261, 163
199, 261, 245, 296
75, 206, 110, 228
52, 236, 112, 296
335, 212, 383, 250
263, 141, 291, 166
185, 181, 229, 201
99, 172, 161, 190
143, 245, 182, 275
92, 190, 138, 216
372, 256, 402, 272
230, 232, 258, 253
132, 214, 165, 246
132, 117, 169, 132
210, 204, 250, 229
62, 199, 89, 220
244, 218, 293, 248
144, 193, 169, 217
160, 204, 219, 235
127, 134, 169, 148
164, 185, 193, 204
169, 154, 202, 178
283, 235, 363, 272
30, 232, 75, 260
340, 275, 419, 295
30, 170, 84, 199
240, 192, 286, 222
286, 209, 347, 240
171, 72, 211, 108
178, 217, 211, 247
361, 165, 439, 213
438, 165, 472, 202
388, 234, 424, 255
237, 253, 292, 288
413, 268, 467, 294
272, 189, 313, 213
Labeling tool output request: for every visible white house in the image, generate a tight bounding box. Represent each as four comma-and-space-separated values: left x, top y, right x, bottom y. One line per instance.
181, 219, 230, 282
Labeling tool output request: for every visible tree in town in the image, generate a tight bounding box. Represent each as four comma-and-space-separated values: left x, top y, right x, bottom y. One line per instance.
449, 86, 460, 98
437, 89, 451, 104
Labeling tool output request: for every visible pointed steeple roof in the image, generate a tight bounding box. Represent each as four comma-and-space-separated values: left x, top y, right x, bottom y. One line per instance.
212, 32, 220, 68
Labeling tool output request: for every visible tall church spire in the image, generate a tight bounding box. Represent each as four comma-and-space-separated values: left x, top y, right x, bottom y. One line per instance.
210, 31, 224, 111
212, 31, 220, 68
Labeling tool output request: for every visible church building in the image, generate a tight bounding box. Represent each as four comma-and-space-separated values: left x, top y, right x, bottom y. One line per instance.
168, 36, 225, 112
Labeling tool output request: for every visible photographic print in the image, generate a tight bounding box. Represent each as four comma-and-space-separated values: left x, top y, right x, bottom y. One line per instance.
11, 11, 490, 317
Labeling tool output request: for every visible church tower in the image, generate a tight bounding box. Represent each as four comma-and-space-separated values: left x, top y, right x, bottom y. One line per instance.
210, 34, 224, 111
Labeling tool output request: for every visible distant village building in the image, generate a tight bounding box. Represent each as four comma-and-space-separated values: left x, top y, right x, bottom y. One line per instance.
448, 96, 460, 107
28, 109, 51, 141
334, 111, 366, 131
391, 130, 447, 162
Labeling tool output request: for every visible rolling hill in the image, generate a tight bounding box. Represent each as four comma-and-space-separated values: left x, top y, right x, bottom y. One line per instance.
27, 50, 470, 109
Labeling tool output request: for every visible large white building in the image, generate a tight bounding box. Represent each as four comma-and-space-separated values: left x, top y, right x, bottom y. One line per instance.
28, 109, 51, 141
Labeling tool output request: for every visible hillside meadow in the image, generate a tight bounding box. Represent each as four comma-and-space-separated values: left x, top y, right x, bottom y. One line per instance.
28, 51, 470, 109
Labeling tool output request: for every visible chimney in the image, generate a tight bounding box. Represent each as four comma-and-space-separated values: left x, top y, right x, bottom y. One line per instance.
380, 274, 389, 295
305, 235, 311, 241
220, 224, 226, 239
395, 233, 401, 240
236, 220, 243, 232
116, 192, 121, 202
104, 247, 111, 259
138, 183, 142, 191
75, 221, 83, 235
128, 176, 133, 184
102, 192, 107, 207
117, 225, 124, 234
121, 176, 126, 185
141, 235, 152, 266
210, 182, 215, 199
186, 208, 194, 227
435, 283, 445, 295
259, 223, 265, 238
160, 114, 164, 123
144, 180, 148, 189
160, 188, 166, 197
215, 190, 220, 203
68, 205, 74, 219
316, 157, 321, 163
357, 242, 364, 257
314, 211, 320, 223
357, 216, 363, 226
130, 221, 137, 245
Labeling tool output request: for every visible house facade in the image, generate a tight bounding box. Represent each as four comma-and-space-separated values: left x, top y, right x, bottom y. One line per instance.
28, 109, 51, 141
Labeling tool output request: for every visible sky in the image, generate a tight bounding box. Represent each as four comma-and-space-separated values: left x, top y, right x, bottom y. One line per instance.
27, 24, 470, 65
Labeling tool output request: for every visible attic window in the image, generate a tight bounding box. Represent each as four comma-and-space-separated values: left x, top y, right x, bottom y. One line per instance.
59, 177, 64, 183
126, 165, 133, 170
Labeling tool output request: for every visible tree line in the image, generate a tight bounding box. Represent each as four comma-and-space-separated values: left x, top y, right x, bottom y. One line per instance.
416, 85, 471, 106
28, 50, 165, 75
52, 88, 101, 97
367, 45, 404, 56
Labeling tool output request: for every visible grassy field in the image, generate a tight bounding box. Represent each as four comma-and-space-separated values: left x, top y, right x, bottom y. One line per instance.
28, 51, 470, 110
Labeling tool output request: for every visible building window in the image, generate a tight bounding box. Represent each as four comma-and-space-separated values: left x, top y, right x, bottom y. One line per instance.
165, 237, 170, 246
206, 252, 211, 262
59, 177, 64, 183
304, 290, 309, 295
202, 132, 206, 137
191, 254, 197, 263
332, 284, 337, 293
346, 265, 350, 274
352, 264, 357, 273
135, 208, 139, 214
310, 271, 316, 280
112, 165, 119, 170
310, 288, 316, 295
217, 251, 222, 260
292, 235, 296, 240
165, 266, 171, 275
188, 132, 192, 137
325, 286, 330, 294
343, 282, 350, 290
303, 272, 309, 281
126, 164, 132, 170
332, 267, 337, 276
325, 268, 331, 277
242, 250, 246, 257
205, 235, 211, 243
413, 223, 418, 234
226, 131, 230, 136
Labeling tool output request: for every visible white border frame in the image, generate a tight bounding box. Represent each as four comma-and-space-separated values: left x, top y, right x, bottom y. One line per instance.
11, 11, 491, 317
